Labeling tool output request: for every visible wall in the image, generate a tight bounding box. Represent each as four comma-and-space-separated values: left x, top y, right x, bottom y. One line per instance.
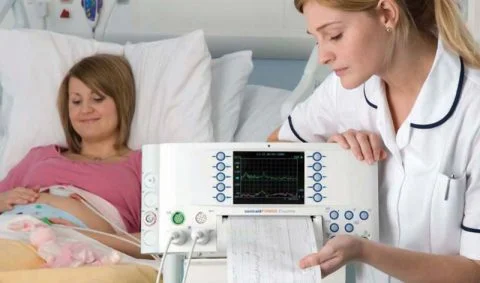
249, 59, 307, 90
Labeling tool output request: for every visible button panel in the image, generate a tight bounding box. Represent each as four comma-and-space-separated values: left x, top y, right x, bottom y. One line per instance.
212, 151, 232, 203
307, 151, 326, 204
324, 208, 374, 239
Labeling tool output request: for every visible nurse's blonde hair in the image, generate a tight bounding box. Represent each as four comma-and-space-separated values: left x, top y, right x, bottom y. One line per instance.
294, 0, 480, 68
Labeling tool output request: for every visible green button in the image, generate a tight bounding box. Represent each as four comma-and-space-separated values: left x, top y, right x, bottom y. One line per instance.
172, 212, 185, 225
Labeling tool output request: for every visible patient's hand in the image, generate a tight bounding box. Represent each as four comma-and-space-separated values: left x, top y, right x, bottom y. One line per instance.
48, 217, 77, 227
0, 187, 40, 212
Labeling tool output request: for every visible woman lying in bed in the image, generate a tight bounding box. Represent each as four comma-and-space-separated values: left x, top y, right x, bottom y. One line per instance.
0, 54, 144, 258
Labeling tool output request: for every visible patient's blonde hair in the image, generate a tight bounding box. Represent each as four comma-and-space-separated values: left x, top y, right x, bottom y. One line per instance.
294, 0, 480, 68
58, 54, 136, 153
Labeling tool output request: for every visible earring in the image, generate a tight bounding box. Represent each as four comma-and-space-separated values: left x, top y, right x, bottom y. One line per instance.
386, 26, 392, 33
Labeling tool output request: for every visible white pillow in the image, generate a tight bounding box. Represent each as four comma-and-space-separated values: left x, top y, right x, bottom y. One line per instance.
234, 85, 291, 142
210, 51, 253, 142
0, 29, 214, 179
126, 30, 214, 148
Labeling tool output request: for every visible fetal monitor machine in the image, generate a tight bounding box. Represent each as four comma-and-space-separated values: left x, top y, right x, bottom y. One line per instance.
141, 143, 379, 282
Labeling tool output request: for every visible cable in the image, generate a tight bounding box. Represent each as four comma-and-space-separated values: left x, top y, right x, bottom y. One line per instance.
52, 224, 160, 261
155, 232, 183, 283
100, 0, 116, 41
181, 233, 200, 283
78, 198, 140, 245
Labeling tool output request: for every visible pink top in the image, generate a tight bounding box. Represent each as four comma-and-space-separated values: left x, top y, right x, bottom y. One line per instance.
0, 145, 142, 233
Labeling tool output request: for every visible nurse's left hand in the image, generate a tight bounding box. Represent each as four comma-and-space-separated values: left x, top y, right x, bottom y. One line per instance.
328, 130, 387, 164
299, 235, 364, 277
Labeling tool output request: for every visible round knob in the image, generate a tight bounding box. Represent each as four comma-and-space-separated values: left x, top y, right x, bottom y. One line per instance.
330, 223, 339, 233
144, 211, 157, 226
344, 211, 354, 220
313, 183, 323, 192
312, 152, 322, 161
216, 173, 226, 181
313, 173, 322, 182
313, 193, 323, 202
216, 183, 226, 192
329, 210, 339, 220
144, 192, 157, 208
360, 211, 369, 220
216, 193, 226, 202
216, 152, 226, 161
172, 211, 185, 225
195, 212, 207, 224
345, 223, 354, 233
312, 162, 322, 171
143, 173, 157, 189
216, 162, 226, 171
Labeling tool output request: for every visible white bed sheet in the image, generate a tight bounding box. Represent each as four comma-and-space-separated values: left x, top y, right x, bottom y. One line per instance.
234, 85, 291, 142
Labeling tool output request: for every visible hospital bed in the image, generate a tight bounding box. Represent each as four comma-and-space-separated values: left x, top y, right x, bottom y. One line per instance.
0, 1, 336, 283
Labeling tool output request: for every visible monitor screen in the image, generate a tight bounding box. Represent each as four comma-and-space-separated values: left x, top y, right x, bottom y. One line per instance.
232, 151, 305, 204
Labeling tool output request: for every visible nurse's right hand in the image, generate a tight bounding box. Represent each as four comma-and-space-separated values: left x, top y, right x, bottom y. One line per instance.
328, 130, 387, 165
0, 187, 40, 212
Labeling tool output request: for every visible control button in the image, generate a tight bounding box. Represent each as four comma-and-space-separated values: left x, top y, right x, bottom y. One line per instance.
329, 210, 339, 220
313, 193, 323, 202
344, 211, 354, 220
144, 211, 157, 226
313, 173, 322, 182
143, 231, 154, 246
216, 152, 226, 161
216, 173, 226, 181
313, 183, 323, 192
216, 162, 226, 171
216, 193, 226, 202
312, 162, 322, 171
360, 211, 369, 220
345, 223, 354, 233
216, 183, 226, 192
195, 212, 207, 224
143, 173, 157, 189
172, 211, 185, 225
330, 223, 339, 233
312, 152, 322, 161
144, 192, 157, 208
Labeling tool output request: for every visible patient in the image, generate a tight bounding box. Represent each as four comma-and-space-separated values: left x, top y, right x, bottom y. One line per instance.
0, 54, 143, 257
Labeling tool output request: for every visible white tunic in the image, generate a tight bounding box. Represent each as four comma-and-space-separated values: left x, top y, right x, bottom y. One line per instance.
279, 40, 480, 282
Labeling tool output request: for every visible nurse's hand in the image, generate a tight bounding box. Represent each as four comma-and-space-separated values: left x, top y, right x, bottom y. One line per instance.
328, 130, 387, 164
299, 235, 364, 277
0, 187, 40, 212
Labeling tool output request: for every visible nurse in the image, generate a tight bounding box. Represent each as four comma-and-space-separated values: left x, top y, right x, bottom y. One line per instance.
268, 0, 480, 282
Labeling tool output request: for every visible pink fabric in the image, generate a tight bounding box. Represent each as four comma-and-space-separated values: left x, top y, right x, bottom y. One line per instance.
0, 145, 142, 233
9, 219, 120, 268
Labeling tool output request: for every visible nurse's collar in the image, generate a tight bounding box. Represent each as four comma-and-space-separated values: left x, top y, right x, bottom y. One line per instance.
363, 39, 465, 130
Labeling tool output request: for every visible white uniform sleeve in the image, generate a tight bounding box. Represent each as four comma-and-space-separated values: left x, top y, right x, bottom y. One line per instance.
278, 73, 339, 142
460, 132, 480, 260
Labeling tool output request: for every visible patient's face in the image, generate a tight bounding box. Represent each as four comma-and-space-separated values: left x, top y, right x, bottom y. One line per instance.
303, 1, 390, 89
68, 77, 119, 143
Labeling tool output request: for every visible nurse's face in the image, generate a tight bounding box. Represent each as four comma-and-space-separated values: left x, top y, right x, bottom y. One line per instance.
303, 1, 390, 89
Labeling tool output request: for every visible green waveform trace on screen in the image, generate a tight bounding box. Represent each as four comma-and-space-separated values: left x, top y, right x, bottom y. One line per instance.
240, 172, 297, 182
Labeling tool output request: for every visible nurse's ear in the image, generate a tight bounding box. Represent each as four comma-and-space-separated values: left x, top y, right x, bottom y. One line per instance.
375, 0, 400, 31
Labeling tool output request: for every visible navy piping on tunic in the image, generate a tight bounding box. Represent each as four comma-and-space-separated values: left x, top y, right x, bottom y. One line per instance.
363, 85, 378, 109
363, 57, 465, 129
461, 224, 480, 234
288, 115, 307, 143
